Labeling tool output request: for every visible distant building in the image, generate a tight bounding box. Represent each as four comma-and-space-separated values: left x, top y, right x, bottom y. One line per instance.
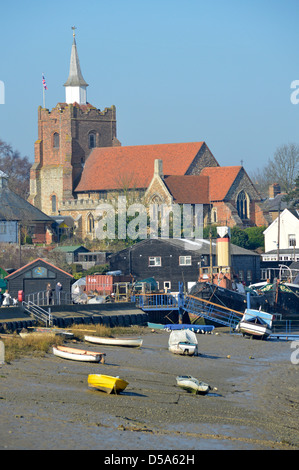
108, 238, 261, 291
0, 171, 54, 244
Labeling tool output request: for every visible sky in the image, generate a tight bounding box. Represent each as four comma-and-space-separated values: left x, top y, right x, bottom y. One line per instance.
0, 0, 299, 176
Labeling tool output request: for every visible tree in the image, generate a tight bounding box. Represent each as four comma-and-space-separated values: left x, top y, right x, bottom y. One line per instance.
250, 143, 299, 197
245, 226, 265, 250
0, 139, 31, 198
231, 226, 249, 249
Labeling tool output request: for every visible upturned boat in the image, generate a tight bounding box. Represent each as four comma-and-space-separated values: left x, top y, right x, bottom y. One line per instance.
52, 345, 105, 363
168, 329, 198, 356
176, 375, 211, 395
87, 374, 128, 394
84, 335, 143, 348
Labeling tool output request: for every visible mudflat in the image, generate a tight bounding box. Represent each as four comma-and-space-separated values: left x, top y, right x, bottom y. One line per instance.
0, 329, 298, 450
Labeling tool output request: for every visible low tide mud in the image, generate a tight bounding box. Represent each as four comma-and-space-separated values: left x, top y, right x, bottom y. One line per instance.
0, 329, 298, 450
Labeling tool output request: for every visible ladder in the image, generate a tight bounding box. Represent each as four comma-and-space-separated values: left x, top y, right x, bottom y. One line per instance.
184, 294, 243, 329
22, 301, 53, 326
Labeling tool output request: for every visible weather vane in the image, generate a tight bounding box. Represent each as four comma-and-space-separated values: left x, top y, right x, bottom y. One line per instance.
72, 26, 77, 37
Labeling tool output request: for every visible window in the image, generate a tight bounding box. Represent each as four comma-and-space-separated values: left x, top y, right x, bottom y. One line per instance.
89, 132, 96, 149
53, 132, 59, 148
289, 234, 296, 247
51, 195, 57, 213
179, 256, 192, 266
164, 281, 171, 290
87, 213, 94, 233
237, 191, 249, 220
149, 256, 161, 266
238, 270, 244, 281
246, 270, 252, 282
0, 223, 7, 234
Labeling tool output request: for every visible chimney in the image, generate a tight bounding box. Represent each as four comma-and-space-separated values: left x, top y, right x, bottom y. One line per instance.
269, 183, 281, 198
154, 159, 164, 179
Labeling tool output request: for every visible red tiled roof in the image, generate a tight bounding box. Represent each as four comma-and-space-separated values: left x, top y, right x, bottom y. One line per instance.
75, 142, 210, 192
200, 166, 242, 201
164, 175, 210, 204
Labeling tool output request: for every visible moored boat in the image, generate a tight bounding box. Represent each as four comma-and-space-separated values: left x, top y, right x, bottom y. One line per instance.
84, 335, 143, 347
19, 327, 74, 339
87, 374, 128, 394
52, 345, 105, 363
168, 329, 198, 356
236, 309, 273, 340
176, 375, 211, 394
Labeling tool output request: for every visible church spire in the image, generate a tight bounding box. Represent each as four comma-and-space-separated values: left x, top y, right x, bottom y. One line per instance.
64, 27, 88, 105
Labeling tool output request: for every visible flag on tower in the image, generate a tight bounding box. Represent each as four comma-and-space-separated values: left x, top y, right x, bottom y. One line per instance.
42, 74, 48, 90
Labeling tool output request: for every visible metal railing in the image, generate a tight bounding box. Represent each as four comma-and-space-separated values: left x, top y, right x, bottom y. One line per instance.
22, 300, 53, 326
25, 290, 71, 306
133, 293, 180, 310
184, 294, 243, 329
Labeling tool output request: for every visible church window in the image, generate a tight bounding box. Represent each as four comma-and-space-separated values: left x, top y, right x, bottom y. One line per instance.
89, 132, 96, 149
87, 213, 94, 233
236, 191, 249, 220
51, 195, 57, 213
53, 132, 59, 148
211, 208, 217, 223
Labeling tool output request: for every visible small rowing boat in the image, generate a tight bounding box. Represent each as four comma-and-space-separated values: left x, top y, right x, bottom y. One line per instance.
84, 335, 143, 348
236, 309, 273, 340
88, 374, 128, 394
176, 375, 211, 395
19, 327, 74, 339
52, 345, 105, 363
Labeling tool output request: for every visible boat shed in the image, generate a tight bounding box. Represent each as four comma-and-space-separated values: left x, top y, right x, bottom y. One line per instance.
5, 258, 73, 302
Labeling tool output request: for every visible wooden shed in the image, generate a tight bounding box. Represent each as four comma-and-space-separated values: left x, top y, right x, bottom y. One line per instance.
5, 258, 73, 304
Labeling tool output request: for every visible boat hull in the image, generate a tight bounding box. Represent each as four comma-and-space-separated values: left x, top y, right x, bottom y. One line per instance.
84, 335, 143, 347
88, 374, 128, 394
236, 321, 272, 339
52, 345, 105, 363
169, 342, 198, 356
176, 375, 210, 395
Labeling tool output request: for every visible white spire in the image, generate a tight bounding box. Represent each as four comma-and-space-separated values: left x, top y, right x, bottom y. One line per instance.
64, 27, 88, 105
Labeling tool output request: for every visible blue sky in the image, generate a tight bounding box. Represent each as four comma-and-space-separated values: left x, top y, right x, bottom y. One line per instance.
0, 0, 298, 175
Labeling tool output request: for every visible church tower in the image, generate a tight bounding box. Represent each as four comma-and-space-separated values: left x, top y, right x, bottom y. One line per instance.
29, 28, 120, 216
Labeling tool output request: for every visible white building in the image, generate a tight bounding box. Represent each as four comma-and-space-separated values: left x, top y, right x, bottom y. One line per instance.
262, 208, 299, 262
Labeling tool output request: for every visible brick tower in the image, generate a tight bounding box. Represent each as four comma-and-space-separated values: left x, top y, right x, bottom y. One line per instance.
29, 29, 120, 216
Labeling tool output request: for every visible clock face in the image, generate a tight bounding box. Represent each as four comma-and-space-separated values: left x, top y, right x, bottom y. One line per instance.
32, 266, 47, 278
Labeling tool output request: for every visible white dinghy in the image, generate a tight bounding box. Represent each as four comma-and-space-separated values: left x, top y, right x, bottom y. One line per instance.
168, 329, 198, 356
176, 375, 211, 395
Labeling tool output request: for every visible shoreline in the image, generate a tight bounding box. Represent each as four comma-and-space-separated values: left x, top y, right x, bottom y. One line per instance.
0, 329, 298, 450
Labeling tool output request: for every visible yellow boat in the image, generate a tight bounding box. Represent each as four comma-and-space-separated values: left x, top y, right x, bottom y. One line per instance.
87, 374, 128, 394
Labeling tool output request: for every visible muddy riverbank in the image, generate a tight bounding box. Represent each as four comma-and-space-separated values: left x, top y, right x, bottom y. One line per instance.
0, 328, 298, 450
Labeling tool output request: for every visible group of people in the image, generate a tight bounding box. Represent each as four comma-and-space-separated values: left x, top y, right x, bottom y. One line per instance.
46, 282, 63, 305
0, 281, 63, 307
0, 288, 17, 307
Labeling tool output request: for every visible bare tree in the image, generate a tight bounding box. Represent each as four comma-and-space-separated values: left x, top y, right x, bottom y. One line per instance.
250, 143, 299, 197
0, 139, 31, 198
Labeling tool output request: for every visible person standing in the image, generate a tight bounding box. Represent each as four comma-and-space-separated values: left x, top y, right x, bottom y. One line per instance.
55, 282, 62, 304
46, 283, 53, 305
2, 290, 11, 307
0, 288, 3, 306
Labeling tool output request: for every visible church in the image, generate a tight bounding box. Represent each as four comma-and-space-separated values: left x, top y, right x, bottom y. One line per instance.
29, 31, 271, 240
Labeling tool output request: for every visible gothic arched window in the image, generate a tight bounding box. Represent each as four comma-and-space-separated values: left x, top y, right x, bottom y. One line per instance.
87, 213, 94, 233
237, 191, 249, 220
88, 132, 96, 149
53, 132, 59, 148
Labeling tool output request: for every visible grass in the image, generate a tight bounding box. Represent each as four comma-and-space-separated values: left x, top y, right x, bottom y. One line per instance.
2, 333, 64, 363
1, 324, 146, 362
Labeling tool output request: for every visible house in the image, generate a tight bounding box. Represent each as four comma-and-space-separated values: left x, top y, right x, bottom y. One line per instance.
53, 245, 90, 264
263, 208, 299, 255
0, 171, 54, 244
5, 258, 73, 302
108, 237, 261, 291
